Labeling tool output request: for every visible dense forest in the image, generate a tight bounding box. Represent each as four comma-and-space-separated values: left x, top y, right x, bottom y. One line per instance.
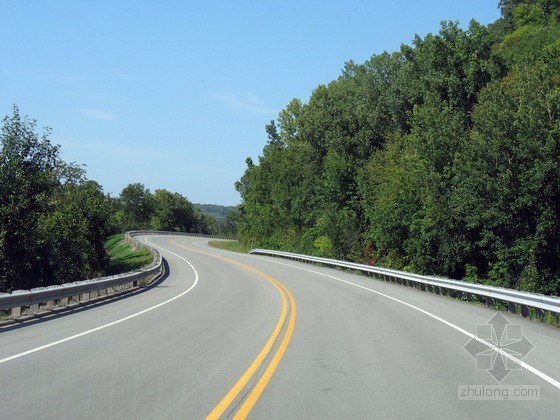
236, 0, 560, 295
0, 107, 234, 292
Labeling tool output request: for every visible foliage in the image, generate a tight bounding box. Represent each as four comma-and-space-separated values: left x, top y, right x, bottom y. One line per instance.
150, 188, 197, 232
113, 182, 154, 231
452, 63, 560, 293
235, 0, 560, 295
111, 183, 211, 235
194, 203, 239, 235
0, 107, 113, 291
0, 107, 215, 292
194, 203, 235, 221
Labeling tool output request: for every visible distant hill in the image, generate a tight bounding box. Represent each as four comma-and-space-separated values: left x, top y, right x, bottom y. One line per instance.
194, 204, 236, 222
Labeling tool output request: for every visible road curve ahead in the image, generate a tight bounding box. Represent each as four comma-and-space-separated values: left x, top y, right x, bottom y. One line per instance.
1, 235, 559, 419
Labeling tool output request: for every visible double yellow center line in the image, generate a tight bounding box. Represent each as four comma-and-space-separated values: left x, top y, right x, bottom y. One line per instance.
170, 241, 296, 419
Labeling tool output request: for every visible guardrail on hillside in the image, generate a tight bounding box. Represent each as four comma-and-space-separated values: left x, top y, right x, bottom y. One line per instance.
249, 249, 560, 319
0, 231, 230, 320
126, 230, 235, 241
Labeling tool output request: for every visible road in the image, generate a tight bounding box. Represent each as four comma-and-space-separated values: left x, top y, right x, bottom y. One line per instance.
1, 235, 559, 419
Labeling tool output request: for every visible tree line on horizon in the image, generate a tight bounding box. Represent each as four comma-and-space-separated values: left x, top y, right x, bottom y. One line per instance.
235, 0, 560, 295
0, 108, 236, 292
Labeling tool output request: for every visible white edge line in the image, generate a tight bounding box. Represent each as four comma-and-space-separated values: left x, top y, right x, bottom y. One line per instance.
0, 236, 198, 365
137, 238, 560, 391
253, 255, 560, 391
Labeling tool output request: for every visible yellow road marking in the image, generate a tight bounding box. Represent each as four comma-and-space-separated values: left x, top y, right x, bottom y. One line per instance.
167, 240, 296, 419
233, 280, 297, 419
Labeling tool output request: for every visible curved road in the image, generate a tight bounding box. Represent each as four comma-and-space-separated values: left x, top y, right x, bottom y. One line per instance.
1, 235, 559, 418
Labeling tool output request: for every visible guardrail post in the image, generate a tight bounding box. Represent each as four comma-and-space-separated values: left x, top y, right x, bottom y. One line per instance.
248, 247, 560, 321
11, 306, 21, 317
30, 303, 39, 313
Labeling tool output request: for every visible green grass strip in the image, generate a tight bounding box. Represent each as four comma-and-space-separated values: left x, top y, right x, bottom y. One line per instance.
104, 234, 153, 275
208, 240, 250, 253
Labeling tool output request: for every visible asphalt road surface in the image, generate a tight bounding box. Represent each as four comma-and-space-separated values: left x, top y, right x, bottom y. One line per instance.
1, 235, 559, 419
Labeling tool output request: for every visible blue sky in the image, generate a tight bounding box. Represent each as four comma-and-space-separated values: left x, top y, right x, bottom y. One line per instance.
1, 1, 501, 205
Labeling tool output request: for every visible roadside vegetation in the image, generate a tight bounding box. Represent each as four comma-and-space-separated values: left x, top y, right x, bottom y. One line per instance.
104, 234, 153, 275
3, 0, 559, 299
235, 0, 560, 296
208, 240, 251, 253
0, 108, 237, 293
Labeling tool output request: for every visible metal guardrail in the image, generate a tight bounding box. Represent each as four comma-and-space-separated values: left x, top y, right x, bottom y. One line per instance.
126, 230, 235, 241
0, 231, 230, 319
249, 249, 560, 317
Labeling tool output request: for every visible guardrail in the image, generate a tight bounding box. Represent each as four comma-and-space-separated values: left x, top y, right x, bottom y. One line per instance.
126, 230, 235, 241
0, 231, 231, 320
249, 249, 560, 319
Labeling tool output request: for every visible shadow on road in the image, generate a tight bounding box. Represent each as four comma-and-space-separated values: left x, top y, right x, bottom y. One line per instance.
0, 258, 171, 333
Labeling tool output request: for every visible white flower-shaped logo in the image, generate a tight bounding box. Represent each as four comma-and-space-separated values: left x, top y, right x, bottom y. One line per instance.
464, 312, 535, 382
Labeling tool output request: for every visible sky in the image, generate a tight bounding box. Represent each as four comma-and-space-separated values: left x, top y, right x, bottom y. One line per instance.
1, 1, 501, 206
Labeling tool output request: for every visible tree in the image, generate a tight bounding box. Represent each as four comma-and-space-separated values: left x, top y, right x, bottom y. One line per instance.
452, 63, 560, 293
0, 107, 64, 290
358, 134, 426, 269
116, 183, 154, 231
399, 20, 502, 130
0, 106, 112, 291
36, 182, 109, 284
150, 189, 198, 232
235, 5, 560, 295
499, 0, 560, 28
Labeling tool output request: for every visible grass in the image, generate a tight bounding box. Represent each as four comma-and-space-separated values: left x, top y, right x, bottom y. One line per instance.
208, 240, 250, 253
104, 234, 153, 275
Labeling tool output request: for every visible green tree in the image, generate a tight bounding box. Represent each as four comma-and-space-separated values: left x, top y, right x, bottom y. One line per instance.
0, 107, 62, 289
452, 63, 560, 293
399, 20, 502, 129
0, 107, 112, 291
499, 0, 560, 28
150, 188, 198, 232
358, 135, 426, 269
36, 181, 111, 284
236, 100, 321, 251
220, 206, 240, 236
235, 3, 560, 296
116, 183, 154, 231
